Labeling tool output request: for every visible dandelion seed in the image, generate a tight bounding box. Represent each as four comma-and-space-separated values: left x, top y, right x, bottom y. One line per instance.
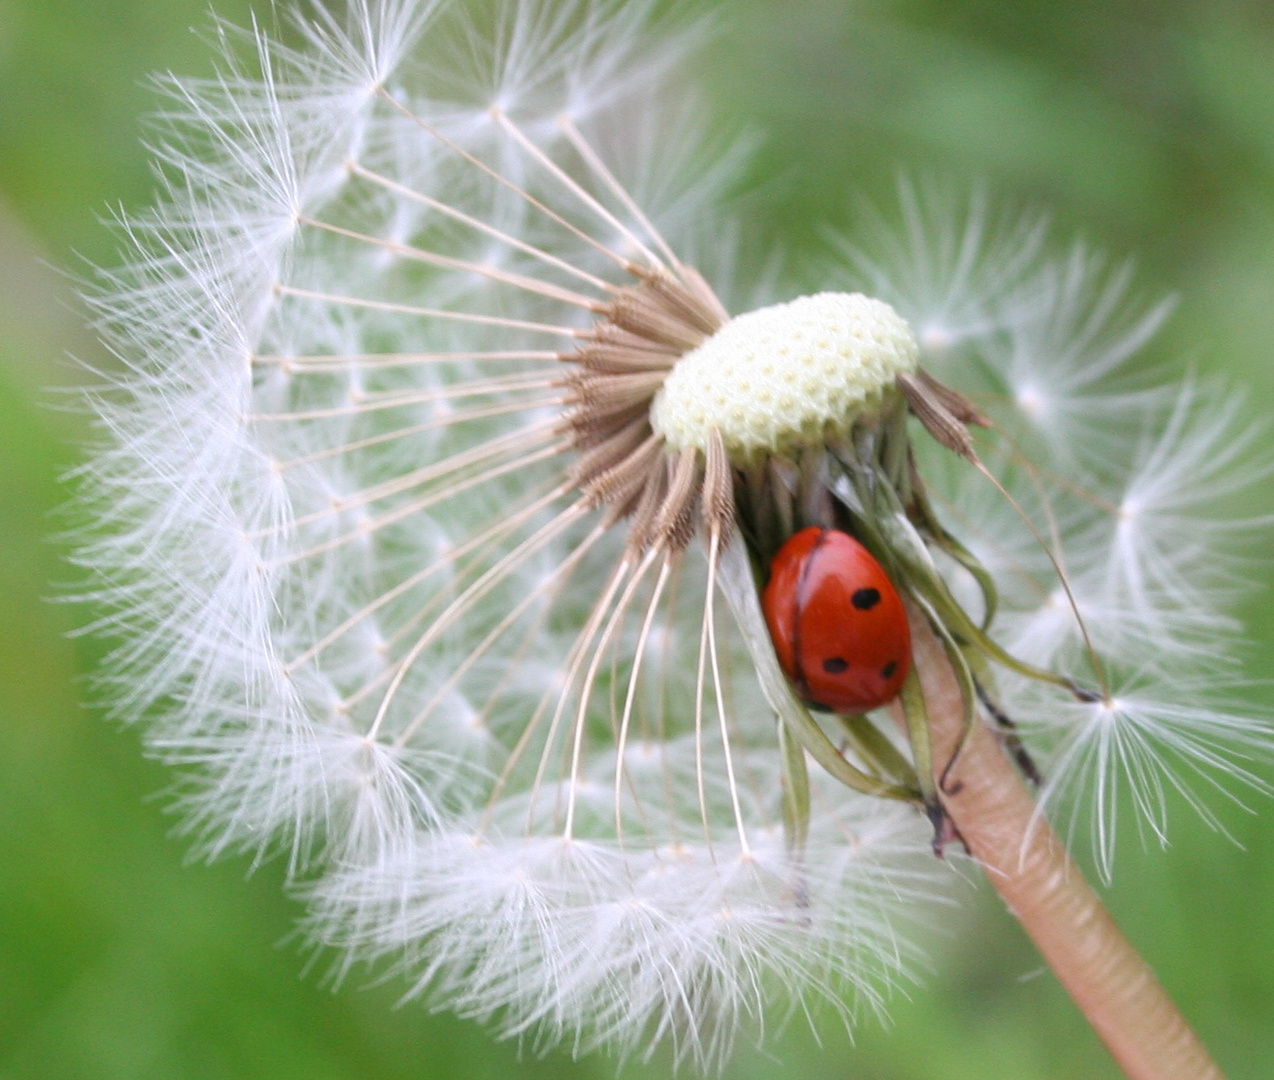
77, 0, 1269, 1071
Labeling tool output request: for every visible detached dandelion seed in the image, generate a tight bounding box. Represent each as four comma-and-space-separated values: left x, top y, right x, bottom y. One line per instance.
77, 0, 1270, 1074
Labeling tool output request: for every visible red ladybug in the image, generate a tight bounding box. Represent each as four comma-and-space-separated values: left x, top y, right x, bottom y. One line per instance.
762, 527, 912, 713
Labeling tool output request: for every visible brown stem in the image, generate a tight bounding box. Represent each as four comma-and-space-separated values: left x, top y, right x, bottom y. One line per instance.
899, 613, 1225, 1080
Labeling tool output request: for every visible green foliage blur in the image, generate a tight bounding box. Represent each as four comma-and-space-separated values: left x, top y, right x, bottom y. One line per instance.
1, 1, 1271, 1077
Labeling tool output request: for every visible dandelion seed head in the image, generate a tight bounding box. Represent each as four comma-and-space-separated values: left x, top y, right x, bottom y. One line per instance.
74, 0, 1272, 1067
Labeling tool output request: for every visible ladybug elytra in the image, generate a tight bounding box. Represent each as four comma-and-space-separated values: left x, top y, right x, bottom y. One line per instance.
762, 526, 912, 713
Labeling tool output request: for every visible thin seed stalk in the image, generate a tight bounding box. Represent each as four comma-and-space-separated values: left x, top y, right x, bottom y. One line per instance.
902, 612, 1225, 1080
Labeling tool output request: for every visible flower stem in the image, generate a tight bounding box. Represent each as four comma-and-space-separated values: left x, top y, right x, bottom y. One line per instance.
905, 614, 1225, 1080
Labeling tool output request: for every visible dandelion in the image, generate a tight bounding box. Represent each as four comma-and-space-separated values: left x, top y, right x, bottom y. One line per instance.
77, 0, 1268, 1075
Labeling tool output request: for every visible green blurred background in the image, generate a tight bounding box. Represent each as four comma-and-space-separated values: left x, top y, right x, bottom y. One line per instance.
1, 1, 1272, 1077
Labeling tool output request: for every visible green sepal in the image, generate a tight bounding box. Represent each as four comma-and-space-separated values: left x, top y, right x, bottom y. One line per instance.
777, 715, 810, 855
898, 665, 939, 810
928, 528, 1000, 631
838, 713, 921, 791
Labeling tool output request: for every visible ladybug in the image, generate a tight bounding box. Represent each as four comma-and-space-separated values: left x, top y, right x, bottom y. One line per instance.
762, 526, 912, 713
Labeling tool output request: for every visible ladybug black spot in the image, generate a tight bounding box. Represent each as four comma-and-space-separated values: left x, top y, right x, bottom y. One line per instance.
880, 661, 897, 679
822, 657, 849, 674
852, 587, 881, 610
